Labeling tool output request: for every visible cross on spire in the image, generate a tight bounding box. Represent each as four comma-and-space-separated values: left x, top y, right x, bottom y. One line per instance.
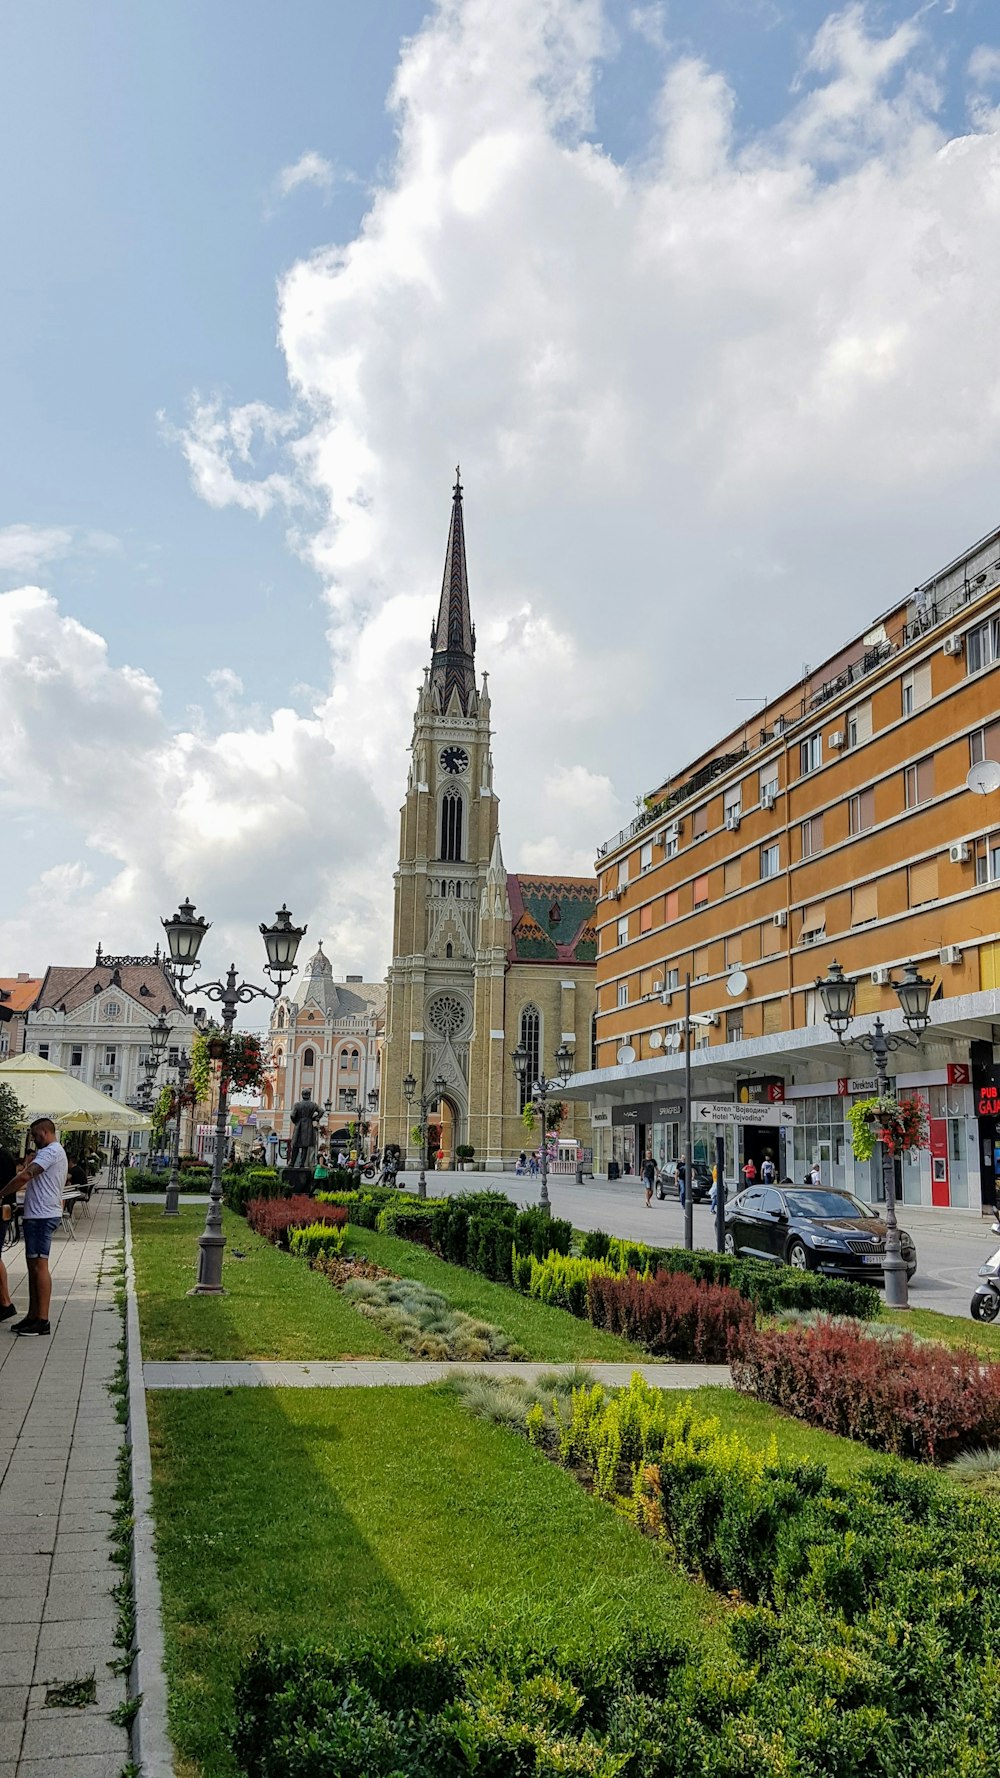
429, 468, 476, 713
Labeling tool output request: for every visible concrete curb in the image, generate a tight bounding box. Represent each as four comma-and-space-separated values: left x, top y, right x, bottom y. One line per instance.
123, 1197, 176, 1776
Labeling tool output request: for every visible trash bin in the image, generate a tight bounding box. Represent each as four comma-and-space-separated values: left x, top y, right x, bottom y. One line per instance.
608, 1160, 620, 1182
575, 1163, 584, 1184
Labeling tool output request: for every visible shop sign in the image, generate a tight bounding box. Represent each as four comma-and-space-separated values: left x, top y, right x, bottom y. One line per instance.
612, 1102, 651, 1126
947, 1063, 971, 1086
837, 1077, 893, 1097
736, 1076, 785, 1104
977, 1079, 1000, 1120
653, 1098, 685, 1120
590, 1108, 612, 1128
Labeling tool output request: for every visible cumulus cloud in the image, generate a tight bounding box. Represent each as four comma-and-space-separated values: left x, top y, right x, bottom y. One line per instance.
0, 524, 119, 579
9, 0, 1000, 986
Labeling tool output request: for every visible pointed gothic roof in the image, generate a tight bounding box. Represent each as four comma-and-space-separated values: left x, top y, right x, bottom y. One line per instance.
429, 469, 476, 715
291, 944, 386, 1020
507, 875, 598, 966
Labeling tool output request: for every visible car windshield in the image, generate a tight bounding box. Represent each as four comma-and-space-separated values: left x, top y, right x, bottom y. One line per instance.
783, 1190, 877, 1221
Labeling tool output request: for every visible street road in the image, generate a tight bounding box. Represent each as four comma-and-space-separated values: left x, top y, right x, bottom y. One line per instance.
395, 1169, 997, 1321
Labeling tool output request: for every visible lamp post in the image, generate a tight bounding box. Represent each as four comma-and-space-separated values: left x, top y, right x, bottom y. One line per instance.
161, 1050, 193, 1218
402, 1071, 447, 1198
511, 1040, 572, 1215
816, 958, 933, 1309
161, 899, 306, 1294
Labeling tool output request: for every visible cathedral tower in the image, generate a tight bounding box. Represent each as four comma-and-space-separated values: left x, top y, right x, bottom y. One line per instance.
381, 474, 507, 1164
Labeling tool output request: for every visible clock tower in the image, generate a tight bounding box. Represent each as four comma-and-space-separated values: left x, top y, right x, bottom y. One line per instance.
381, 472, 507, 1163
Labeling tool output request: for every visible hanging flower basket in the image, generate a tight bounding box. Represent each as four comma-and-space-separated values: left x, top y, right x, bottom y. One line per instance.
847, 1094, 930, 1164
190, 1027, 266, 1097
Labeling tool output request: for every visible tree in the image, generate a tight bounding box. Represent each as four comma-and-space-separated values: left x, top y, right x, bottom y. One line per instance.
0, 1082, 26, 1155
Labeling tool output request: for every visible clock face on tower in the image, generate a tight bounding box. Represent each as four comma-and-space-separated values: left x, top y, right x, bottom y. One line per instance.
439, 745, 469, 775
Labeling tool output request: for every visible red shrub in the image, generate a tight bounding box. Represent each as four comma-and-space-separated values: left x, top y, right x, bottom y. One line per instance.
247, 1196, 347, 1249
732, 1320, 1000, 1464
586, 1267, 753, 1362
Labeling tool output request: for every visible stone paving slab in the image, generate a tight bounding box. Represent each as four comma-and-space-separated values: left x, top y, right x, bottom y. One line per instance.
143, 1356, 733, 1389
0, 1196, 130, 1776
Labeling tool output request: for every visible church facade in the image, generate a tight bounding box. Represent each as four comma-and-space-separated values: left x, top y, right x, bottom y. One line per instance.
381, 477, 597, 1170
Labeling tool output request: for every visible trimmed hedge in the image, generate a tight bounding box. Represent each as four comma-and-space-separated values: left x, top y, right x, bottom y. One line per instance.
733, 1316, 1000, 1463
374, 1198, 450, 1244
288, 1222, 348, 1262
579, 1229, 880, 1320
246, 1196, 347, 1250
124, 1168, 208, 1193
587, 1268, 753, 1361
316, 1187, 404, 1229
430, 1192, 572, 1284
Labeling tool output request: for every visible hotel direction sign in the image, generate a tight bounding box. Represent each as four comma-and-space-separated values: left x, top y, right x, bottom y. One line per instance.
697, 1101, 797, 1128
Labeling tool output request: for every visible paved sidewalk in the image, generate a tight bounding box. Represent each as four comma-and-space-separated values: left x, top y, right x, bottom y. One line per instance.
144, 1357, 732, 1389
0, 1195, 130, 1778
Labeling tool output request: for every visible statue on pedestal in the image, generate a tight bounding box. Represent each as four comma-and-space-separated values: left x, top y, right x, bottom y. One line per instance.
288, 1091, 321, 1174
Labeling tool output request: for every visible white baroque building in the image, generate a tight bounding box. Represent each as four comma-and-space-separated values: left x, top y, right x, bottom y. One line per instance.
263, 944, 385, 1149
25, 947, 195, 1150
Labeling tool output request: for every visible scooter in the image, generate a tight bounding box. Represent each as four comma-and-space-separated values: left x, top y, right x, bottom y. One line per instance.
970, 1221, 1000, 1321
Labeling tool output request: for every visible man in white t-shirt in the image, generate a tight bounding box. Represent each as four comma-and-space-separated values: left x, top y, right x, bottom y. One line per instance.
10, 1118, 68, 1337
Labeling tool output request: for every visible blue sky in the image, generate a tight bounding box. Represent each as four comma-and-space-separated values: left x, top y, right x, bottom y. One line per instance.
2, 0, 999, 979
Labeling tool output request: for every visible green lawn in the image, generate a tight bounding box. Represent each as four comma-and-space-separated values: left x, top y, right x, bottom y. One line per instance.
130, 1206, 406, 1361
149, 1386, 719, 1777
884, 1305, 1000, 1357
130, 1206, 643, 1361
343, 1224, 646, 1360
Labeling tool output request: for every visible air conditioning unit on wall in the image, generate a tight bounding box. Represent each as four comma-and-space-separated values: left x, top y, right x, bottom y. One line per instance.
828, 730, 846, 749
870, 967, 891, 986
949, 842, 971, 863
726, 811, 741, 832
761, 791, 776, 811
939, 945, 962, 965
772, 911, 787, 928
943, 634, 964, 657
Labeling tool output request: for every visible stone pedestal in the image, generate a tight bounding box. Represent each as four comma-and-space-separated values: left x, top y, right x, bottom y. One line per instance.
281, 1166, 315, 1198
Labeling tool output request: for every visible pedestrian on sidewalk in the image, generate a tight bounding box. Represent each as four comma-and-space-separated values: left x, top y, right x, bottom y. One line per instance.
10, 1118, 67, 1337
641, 1152, 656, 1207
0, 1145, 19, 1321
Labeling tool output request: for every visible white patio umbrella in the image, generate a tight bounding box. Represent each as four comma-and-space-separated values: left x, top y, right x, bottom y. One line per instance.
0, 1053, 152, 1130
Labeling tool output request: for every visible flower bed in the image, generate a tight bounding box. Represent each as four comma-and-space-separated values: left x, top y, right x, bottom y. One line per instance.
580, 1229, 880, 1319
246, 1196, 347, 1250
732, 1316, 1000, 1462
342, 1275, 528, 1361
587, 1268, 753, 1362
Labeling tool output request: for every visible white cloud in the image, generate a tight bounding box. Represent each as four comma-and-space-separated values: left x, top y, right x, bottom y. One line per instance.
0, 525, 74, 576
11, 0, 1000, 989
275, 150, 337, 200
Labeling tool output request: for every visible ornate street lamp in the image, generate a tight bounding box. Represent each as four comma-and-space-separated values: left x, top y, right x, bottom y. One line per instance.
148, 1007, 171, 1062
816, 957, 934, 1309
161, 1049, 193, 1218
402, 1071, 448, 1199
160, 897, 306, 1294
511, 1040, 573, 1215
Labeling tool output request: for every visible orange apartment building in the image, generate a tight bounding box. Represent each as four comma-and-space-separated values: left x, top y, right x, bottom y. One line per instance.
569, 523, 1000, 1215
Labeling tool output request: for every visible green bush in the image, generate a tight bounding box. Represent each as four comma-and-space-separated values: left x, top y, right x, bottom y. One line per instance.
342, 1276, 528, 1361
124, 1168, 208, 1194
528, 1253, 611, 1318
317, 1187, 406, 1229
580, 1231, 880, 1320
223, 1170, 287, 1216
288, 1223, 348, 1262
429, 1191, 572, 1284
374, 1198, 449, 1244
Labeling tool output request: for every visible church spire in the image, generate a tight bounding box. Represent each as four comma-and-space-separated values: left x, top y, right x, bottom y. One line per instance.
429, 467, 476, 715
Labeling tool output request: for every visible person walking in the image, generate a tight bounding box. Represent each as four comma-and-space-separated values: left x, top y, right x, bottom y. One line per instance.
761, 1155, 776, 1185
742, 1157, 757, 1187
810, 1162, 822, 1187
676, 1156, 686, 1209
641, 1151, 656, 1207
11, 1118, 68, 1336
0, 1146, 19, 1322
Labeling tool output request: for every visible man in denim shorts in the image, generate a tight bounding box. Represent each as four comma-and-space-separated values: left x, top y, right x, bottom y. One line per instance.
11, 1118, 67, 1337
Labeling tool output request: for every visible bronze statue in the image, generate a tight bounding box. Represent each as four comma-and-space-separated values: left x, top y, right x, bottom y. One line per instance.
288, 1091, 321, 1172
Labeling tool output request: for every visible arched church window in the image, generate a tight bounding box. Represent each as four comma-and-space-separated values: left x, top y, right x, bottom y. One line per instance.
446, 942, 453, 958
455, 882, 461, 900
303, 1047, 315, 1068
340, 1051, 350, 1070
351, 1048, 360, 1064
440, 788, 463, 861
518, 1005, 541, 1113
441, 880, 446, 897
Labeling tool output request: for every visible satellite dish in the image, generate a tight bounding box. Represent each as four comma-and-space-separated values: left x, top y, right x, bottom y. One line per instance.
649, 1031, 663, 1049
726, 969, 749, 998
967, 760, 1000, 796
617, 1044, 636, 1065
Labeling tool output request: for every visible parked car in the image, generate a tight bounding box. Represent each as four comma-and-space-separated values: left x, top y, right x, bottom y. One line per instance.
656, 1161, 713, 1203
724, 1185, 917, 1280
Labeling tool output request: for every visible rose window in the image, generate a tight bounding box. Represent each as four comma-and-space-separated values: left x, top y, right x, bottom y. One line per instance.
427, 994, 467, 1038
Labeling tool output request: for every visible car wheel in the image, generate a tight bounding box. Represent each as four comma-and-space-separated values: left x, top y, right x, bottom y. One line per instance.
787, 1239, 810, 1271
971, 1292, 1000, 1323
724, 1232, 737, 1256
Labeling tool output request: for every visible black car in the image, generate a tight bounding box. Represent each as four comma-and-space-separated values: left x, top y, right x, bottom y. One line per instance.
724, 1185, 917, 1280
656, 1161, 713, 1203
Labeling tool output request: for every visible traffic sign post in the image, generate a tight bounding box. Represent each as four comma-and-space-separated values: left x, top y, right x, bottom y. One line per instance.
696, 1102, 796, 1127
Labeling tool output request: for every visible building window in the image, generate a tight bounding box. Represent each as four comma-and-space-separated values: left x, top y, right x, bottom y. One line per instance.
351, 1048, 360, 1066
692, 804, 708, 840
851, 882, 878, 926
665, 889, 679, 921
337, 1089, 356, 1112
617, 915, 628, 947
723, 857, 741, 894
903, 756, 934, 809
340, 1051, 350, 1069
665, 967, 680, 991
760, 844, 780, 880
902, 663, 932, 714
848, 788, 874, 835
639, 902, 653, 933
440, 788, 463, 861
616, 982, 628, 1010
302, 1047, 315, 1068
762, 1000, 784, 1035
799, 732, 822, 776
70, 1045, 83, 1068
693, 873, 709, 908
724, 785, 742, 823
693, 947, 709, 981
38, 1043, 49, 1060
908, 858, 939, 907
970, 721, 1000, 765
104, 1047, 117, 1069
800, 815, 822, 858
617, 859, 629, 889
761, 920, 782, 958
799, 902, 826, 945
967, 617, 1000, 675
759, 767, 779, 802
726, 1010, 743, 1043
725, 934, 742, 969
976, 834, 1000, 885
104, 1001, 121, 1019
518, 1005, 541, 1111
640, 840, 653, 871
846, 700, 872, 748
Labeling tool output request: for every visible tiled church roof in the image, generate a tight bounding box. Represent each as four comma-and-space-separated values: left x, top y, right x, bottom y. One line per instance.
507, 874, 597, 966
